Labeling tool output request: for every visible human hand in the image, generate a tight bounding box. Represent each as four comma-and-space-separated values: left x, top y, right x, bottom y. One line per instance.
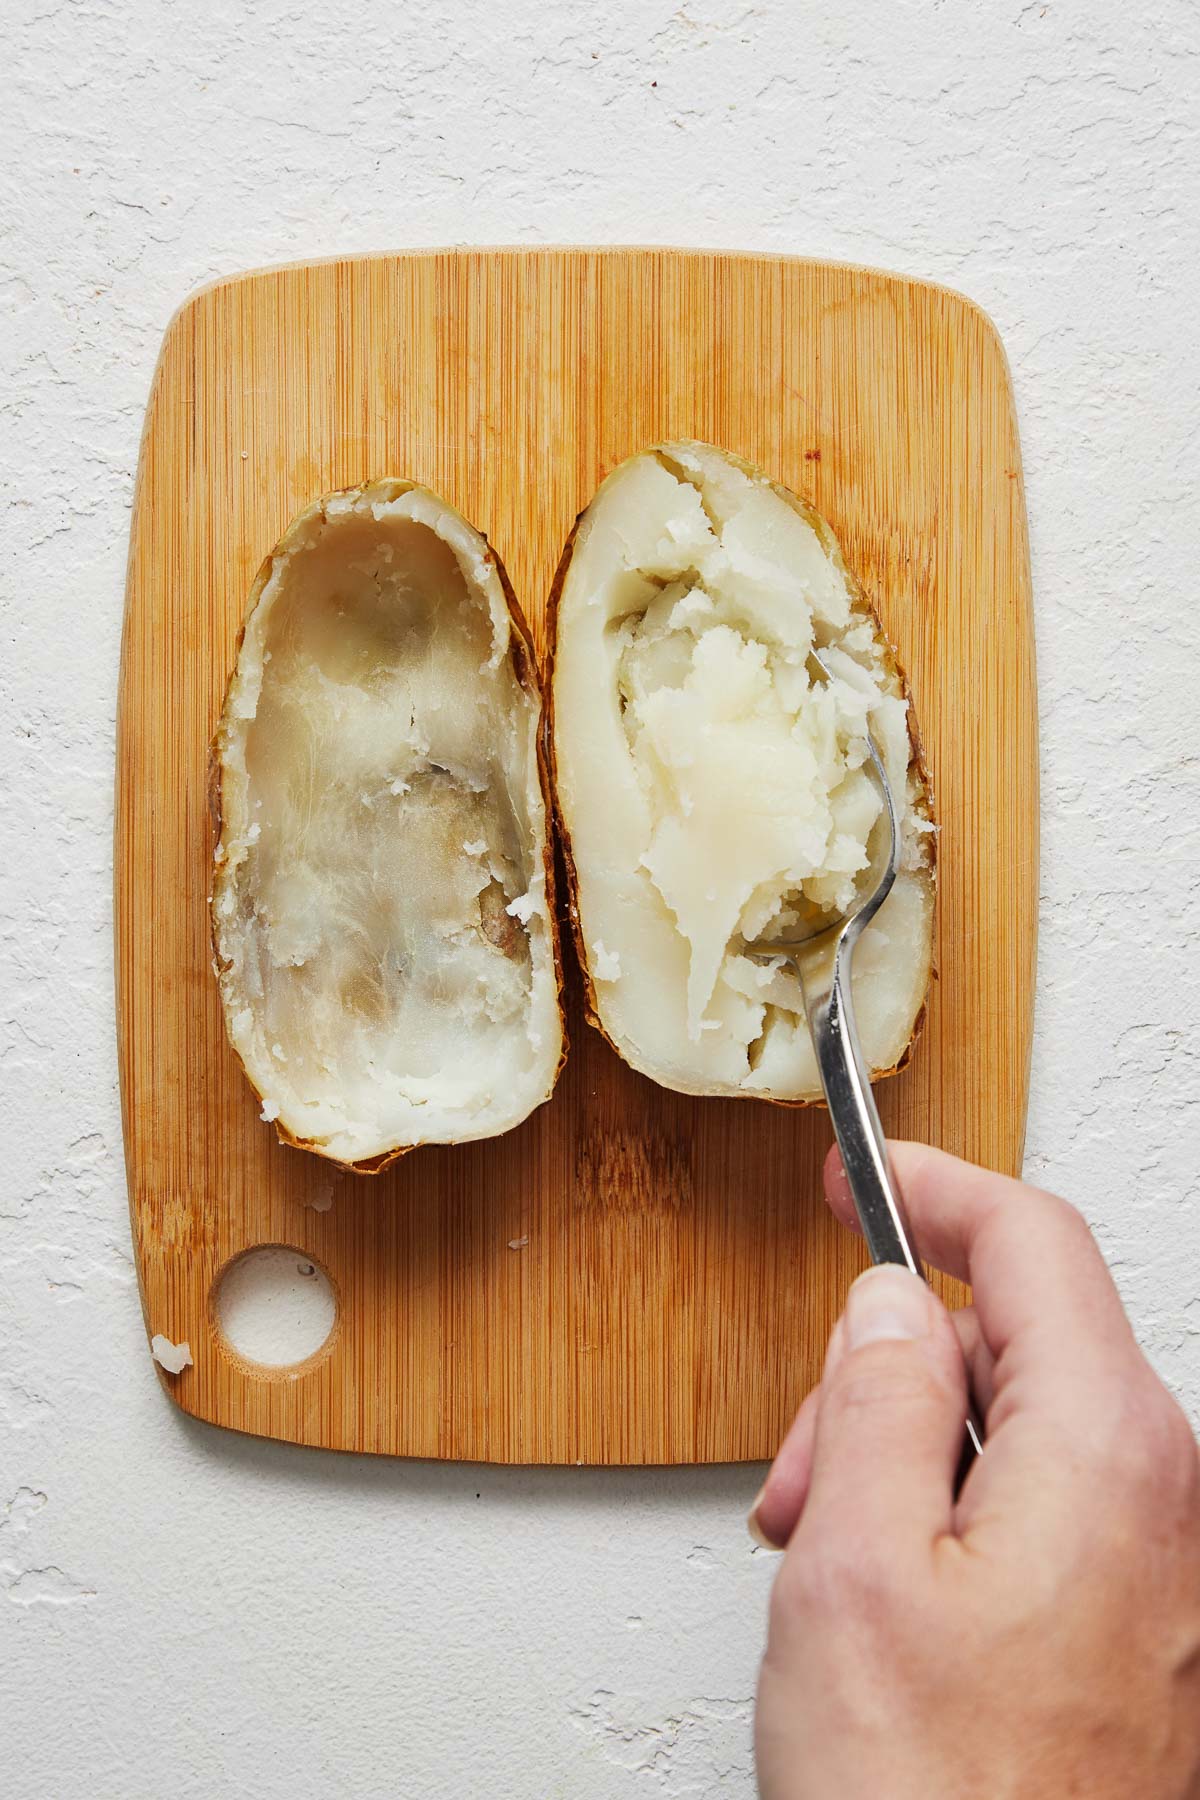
751, 1141, 1200, 1800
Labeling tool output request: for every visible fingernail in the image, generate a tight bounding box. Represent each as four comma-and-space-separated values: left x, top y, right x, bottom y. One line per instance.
746, 1483, 784, 1551
747, 1508, 782, 1551
746, 1478, 779, 1550
844, 1265, 930, 1350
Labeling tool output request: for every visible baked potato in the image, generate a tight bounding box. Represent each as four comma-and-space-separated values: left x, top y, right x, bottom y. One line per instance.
549, 441, 935, 1102
211, 481, 564, 1170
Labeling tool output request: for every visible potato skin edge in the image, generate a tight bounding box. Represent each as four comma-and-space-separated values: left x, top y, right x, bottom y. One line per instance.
209, 481, 567, 1174
547, 444, 937, 1106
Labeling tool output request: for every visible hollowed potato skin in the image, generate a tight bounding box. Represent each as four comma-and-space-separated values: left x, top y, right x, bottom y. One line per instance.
210, 481, 566, 1172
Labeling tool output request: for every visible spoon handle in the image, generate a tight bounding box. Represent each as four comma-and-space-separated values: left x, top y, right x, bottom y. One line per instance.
800, 945, 984, 1470
805, 951, 921, 1268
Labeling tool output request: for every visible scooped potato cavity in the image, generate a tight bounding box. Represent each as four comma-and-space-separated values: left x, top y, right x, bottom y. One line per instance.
211, 482, 562, 1167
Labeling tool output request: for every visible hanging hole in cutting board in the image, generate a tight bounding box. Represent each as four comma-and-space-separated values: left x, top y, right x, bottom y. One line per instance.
212, 1245, 338, 1373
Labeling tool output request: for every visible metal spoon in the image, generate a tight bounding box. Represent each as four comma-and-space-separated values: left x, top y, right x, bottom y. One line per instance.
740, 648, 984, 1472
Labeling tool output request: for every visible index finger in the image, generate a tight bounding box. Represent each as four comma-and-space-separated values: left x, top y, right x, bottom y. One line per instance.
825, 1139, 1136, 1362
823, 1141, 1155, 1502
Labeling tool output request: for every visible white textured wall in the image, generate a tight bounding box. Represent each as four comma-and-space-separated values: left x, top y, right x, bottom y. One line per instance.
3, 3, 1198, 1795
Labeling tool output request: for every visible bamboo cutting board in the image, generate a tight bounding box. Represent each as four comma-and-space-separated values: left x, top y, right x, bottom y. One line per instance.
117, 249, 1037, 1463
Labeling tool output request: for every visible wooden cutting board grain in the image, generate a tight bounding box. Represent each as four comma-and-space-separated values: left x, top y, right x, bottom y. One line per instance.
116, 249, 1037, 1463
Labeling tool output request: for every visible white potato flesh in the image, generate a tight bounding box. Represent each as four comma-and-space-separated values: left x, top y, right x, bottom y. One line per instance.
212, 482, 562, 1165
553, 442, 935, 1101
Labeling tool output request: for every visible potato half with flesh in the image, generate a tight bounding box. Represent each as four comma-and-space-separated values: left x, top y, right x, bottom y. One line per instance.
551, 441, 935, 1102
211, 481, 563, 1168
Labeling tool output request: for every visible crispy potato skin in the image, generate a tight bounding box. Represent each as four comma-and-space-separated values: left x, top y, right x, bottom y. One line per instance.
546, 446, 936, 1105
209, 481, 566, 1174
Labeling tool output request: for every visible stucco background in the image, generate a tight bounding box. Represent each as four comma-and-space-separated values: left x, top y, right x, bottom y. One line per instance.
3, 2, 1198, 1795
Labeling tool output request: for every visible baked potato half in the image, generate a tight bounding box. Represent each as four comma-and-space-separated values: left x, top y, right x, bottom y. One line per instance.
211, 481, 564, 1170
550, 441, 935, 1103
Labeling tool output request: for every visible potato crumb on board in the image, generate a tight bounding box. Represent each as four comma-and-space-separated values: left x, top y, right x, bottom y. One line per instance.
150, 1334, 193, 1375
306, 1174, 337, 1213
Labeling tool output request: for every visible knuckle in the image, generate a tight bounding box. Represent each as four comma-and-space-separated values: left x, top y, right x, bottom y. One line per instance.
1017, 1187, 1094, 1250
1096, 1381, 1198, 1495
1137, 1391, 1199, 1488
1163, 1396, 1200, 1471
993, 1187, 1091, 1259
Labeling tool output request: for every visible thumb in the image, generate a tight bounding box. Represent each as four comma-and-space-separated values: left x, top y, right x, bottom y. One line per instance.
796, 1265, 968, 1556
